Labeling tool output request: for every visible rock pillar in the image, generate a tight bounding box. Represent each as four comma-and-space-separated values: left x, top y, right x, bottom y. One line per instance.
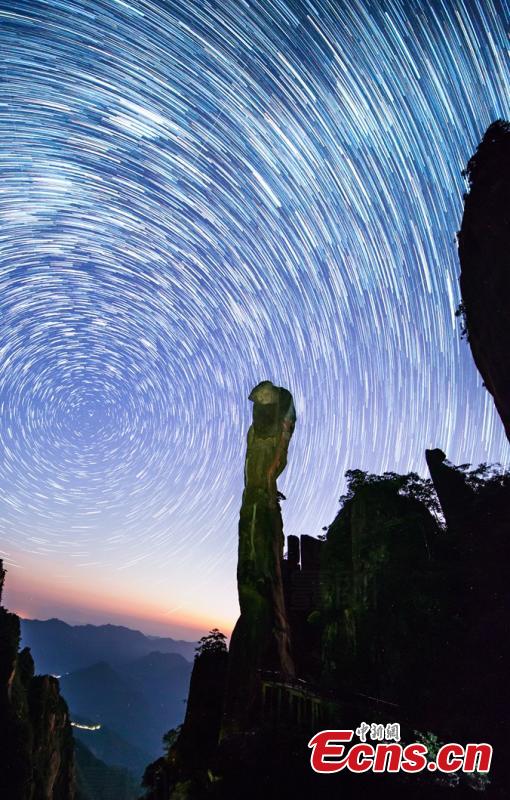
222, 381, 296, 735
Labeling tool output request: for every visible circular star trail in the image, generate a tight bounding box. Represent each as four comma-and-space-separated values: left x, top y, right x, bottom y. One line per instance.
0, 0, 508, 626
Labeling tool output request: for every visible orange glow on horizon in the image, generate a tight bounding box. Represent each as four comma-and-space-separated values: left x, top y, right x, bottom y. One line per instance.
5, 567, 235, 638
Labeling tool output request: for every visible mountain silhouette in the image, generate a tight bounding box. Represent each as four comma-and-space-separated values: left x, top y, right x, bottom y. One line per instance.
21, 618, 197, 674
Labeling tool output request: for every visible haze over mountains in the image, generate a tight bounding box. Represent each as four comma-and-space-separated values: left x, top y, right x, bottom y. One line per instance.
72, 714, 152, 781
20, 618, 196, 785
60, 654, 192, 757
74, 739, 140, 800
21, 617, 197, 674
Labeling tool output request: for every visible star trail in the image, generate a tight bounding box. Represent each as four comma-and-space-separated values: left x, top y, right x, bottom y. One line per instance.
0, 0, 509, 634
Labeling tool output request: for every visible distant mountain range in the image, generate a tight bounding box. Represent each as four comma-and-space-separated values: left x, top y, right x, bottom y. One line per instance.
60, 654, 191, 757
20, 618, 196, 780
20, 617, 197, 674
72, 714, 152, 779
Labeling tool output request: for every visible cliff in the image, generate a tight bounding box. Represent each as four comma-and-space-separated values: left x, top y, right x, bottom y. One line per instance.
140, 641, 228, 800
458, 119, 510, 440
425, 453, 510, 786
319, 472, 449, 721
0, 560, 76, 800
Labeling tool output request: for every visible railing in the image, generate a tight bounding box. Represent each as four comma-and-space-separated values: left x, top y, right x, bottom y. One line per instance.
258, 670, 404, 731
259, 671, 328, 728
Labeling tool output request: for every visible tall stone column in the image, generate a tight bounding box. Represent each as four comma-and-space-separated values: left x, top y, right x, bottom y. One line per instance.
222, 381, 296, 736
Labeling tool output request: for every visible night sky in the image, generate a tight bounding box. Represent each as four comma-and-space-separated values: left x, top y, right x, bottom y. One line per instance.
1, 0, 509, 638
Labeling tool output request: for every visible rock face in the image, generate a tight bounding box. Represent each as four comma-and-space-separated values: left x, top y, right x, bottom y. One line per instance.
458, 119, 510, 440
0, 560, 75, 800
319, 474, 450, 723
424, 448, 476, 533
222, 381, 296, 735
176, 647, 228, 772
425, 452, 510, 766
281, 534, 324, 679
140, 644, 228, 800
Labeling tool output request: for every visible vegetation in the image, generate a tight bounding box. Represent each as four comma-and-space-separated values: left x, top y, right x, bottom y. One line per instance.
336, 468, 443, 521
461, 118, 510, 188
454, 460, 510, 491
194, 628, 227, 657
162, 725, 182, 756
329, 462, 509, 534
454, 300, 469, 340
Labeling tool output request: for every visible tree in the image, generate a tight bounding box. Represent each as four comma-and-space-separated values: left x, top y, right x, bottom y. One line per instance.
455, 301, 469, 340
195, 628, 227, 657
454, 461, 510, 495
0, 559, 5, 603
337, 468, 443, 524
